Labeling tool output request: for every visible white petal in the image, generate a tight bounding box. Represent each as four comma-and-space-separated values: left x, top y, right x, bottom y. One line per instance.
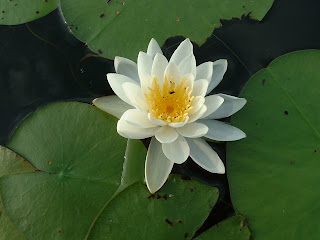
192, 79, 209, 97
155, 126, 178, 143
201, 95, 224, 118
170, 39, 193, 66
123, 109, 157, 128
188, 105, 207, 123
205, 94, 247, 119
168, 116, 189, 128
147, 38, 163, 59
196, 62, 213, 81
151, 53, 168, 86
137, 51, 153, 93
122, 82, 149, 112
162, 135, 190, 164
117, 119, 159, 139
93, 96, 132, 119
107, 73, 139, 106
148, 113, 166, 126
206, 59, 228, 94
114, 56, 139, 83
145, 137, 173, 193
187, 138, 225, 174
198, 119, 246, 141
164, 62, 180, 85
181, 73, 195, 91
189, 96, 205, 115
178, 54, 196, 78
176, 122, 208, 138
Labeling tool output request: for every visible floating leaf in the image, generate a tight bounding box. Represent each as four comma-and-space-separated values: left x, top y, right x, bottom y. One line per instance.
227, 50, 320, 239
194, 215, 251, 240
2, 102, 144, 240
0, 0, 59, 25
1, 101, 219, 240
0, 146, 35, 240
60, 0, 274, 60
87, 175, 219, 240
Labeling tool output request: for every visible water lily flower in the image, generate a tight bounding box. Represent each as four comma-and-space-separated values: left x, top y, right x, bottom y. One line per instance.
93, 38, 246, 193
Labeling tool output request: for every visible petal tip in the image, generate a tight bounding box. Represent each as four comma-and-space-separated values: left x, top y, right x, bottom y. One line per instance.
149, 38, 156, 43
218, 167, 226, 174
92, 98, 98, 104
243, 98, 248, 105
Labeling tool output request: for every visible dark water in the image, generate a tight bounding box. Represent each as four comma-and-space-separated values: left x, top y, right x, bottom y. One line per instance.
0, 0, 320, 236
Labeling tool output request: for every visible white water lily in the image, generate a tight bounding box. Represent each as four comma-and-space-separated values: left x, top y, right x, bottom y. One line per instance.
93, 38, 246, 193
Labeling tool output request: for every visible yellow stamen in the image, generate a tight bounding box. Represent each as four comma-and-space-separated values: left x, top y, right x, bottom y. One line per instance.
144, 75, 194, 123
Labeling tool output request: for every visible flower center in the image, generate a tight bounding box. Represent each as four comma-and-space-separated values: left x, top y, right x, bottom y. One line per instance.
144, 75, 194, 123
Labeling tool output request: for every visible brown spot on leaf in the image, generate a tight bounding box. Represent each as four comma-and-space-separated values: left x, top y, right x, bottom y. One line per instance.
58, 230, 62, 234
189, 188, 194, 192
314, 149, 318, 153
284, 110, 288, 115
241, 217, 247, 227
121, 1, 125, 5
98, 49, 103, 54
115, 10, 119, 14
148, 194, 156, 199
178, 220, 183, 224
290, 160, 294, 164
157, 194, 168, 200
48, 161, 52, 165
100, 13, 105, 18
149, 193, 168, 200
176, 17, 180, 22
262, 79, 266, 85
165, 218, 174, 226
184, 232, 189, 238
36, 11, 39, 14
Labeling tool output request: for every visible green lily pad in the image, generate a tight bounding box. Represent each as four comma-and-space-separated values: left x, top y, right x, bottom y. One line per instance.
60, 0, 274, 60
227, 50, 320, 239
1, 101, 219, 240
2, 102, 145, 240
0, 0, 59, 25
87, 175, 219, 240
194, 215, 251, 240
0, 146, 35, 240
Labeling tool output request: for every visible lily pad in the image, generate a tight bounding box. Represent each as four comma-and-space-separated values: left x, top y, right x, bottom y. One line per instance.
194, 215, 251, 240
0, 0, 59, 25
227, 50, 320, 239
60, 0, 274, 60
1, 101, 219, 240
2, 102, 144, 240
87, 175, 219, 240
0, 146, 35, 240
